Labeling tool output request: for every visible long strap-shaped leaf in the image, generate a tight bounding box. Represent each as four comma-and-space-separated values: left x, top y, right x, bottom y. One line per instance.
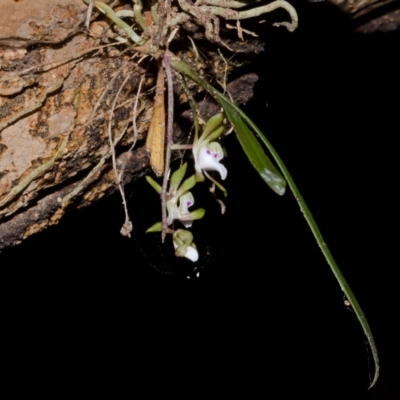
169, 57, 285, 196
170, 55, 379, 388
217, 95, 286, 195
234, 100, 380, 388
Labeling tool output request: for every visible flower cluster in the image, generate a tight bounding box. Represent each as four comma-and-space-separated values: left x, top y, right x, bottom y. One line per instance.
146, 113, 228, 262
146, 162, 205, 261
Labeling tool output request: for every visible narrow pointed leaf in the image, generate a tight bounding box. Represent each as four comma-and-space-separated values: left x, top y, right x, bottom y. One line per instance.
146, 222, 162, 233
179, 208, 206, 222
91, 1, 144, 44
169, 56, 285, 195
146, 175, 162, 194
217, 94, 286, 195
176, 175, 197, 198
170, 55, 379, 387
202, 95, 283, 192
203, 125, 225, 144
201, 113, 225, 141
240, 105, 381, 387
170, 162, 188, 194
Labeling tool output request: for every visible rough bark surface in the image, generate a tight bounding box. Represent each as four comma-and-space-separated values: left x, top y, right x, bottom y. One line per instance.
326, 0, 400, 33
0, 0, 398, 250
0, 0, 260, 250
0, 1, 154, 248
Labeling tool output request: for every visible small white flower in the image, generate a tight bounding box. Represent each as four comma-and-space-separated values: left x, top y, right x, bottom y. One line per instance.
173, 241, 199, 262
195, 142, 227, 181
147, 163, 205, 229
192, 113, 227, 182
167, 191, 203, 228
177, 192, 195, 228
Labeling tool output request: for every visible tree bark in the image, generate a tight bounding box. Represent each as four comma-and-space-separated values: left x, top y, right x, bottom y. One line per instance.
0, 1, 155, 248
0, 0, 261, 250
1, 0, 398, 250
326, 0, 400, 33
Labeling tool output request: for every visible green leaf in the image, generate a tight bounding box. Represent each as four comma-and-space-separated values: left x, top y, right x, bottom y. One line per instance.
146, 175, 162, 194
176, 175, 197, 198
179, 208, 206, 222
201, 113, 225, 141
89, 1, 144, 44
223, 79, 381, 389
203, 125, 225, 144
216, 93, 286, 195
146, 222, 162, 233
170, 162, 188, 194
170, 55, 379, 388
169, 56, 285, 196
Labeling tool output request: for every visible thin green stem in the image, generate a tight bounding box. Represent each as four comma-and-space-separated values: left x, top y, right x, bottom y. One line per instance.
88, 1, 144, 44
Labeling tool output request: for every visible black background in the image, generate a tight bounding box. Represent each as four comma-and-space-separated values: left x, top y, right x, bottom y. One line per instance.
0, 1, 398, 396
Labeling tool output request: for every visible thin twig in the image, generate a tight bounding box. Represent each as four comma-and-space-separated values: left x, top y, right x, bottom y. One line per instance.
161, 53, 174, 242
85, 0, 95, 29
118, 75, 146, 198
108, 72, 134, 237
128, 75, 145, 153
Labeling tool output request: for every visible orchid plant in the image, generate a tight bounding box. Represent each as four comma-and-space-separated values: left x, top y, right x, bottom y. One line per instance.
146, 162, 205, 260
82, 0, 379, 387
146, 110, 231, 261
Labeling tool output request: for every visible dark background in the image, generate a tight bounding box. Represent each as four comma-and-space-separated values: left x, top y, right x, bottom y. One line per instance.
1, 1, 398, 397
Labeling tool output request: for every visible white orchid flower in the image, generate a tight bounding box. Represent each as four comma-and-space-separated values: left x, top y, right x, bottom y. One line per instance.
195, 141, 227, 181
146, 163, 205, 232
193, 113, 227, 182
177, 192, 196, 228
167, 191, 203, 228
